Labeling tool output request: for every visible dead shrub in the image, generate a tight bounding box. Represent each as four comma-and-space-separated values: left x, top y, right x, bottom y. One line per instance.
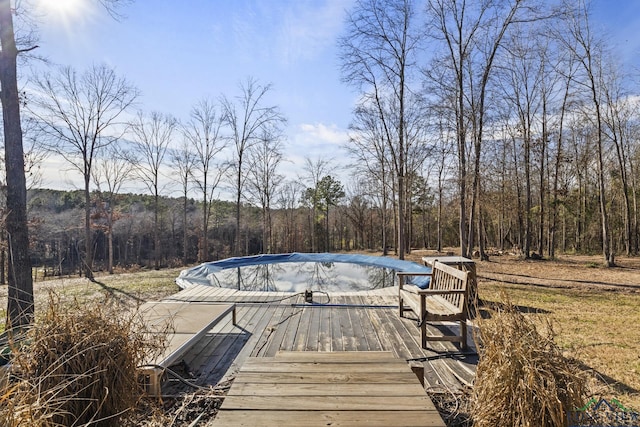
472, 301, 587, 427
0, 293, 164, 427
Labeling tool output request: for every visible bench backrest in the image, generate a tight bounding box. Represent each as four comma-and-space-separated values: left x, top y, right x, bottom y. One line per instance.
431, 261, 469, 312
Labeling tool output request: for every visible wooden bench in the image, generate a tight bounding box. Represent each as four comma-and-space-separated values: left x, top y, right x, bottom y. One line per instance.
398, 261, 469, 350
422, 256, 478, 318
137, 301, 236, 396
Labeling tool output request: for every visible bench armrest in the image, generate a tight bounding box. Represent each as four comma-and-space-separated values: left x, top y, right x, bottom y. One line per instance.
396, 272, 433, 277
397, 271, 432, 290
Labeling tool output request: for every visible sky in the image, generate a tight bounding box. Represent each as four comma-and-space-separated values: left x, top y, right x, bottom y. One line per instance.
30, 0, 358, 194
23, 0, 640, 195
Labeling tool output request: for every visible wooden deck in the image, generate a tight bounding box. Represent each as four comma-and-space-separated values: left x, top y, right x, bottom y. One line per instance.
212, 351, 446, 426
159, 285, 477, 397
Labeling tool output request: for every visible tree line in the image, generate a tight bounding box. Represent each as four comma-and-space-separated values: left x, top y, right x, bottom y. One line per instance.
2, 0, 640, 327
339, 0, 640, 266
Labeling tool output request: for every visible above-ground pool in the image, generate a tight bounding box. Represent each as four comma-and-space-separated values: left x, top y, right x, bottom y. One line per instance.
176, 253, 431, 292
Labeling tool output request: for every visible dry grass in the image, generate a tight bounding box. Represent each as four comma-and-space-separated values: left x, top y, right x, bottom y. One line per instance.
471, 299, 587, 427
0, 267, 184, 333
0, 293, 165, 427
475, 255, 640, 410
479, 263, 640, 409
119, 385, 229, 427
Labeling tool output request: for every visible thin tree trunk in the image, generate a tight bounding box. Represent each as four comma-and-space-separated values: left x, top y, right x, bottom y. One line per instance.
84, 174, 94, 279
182, 196, 188, 264
550, 74, 571, 258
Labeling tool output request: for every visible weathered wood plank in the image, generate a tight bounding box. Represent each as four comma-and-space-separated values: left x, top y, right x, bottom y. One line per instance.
351, 295, 383, 351
199, 305, 272, 384
279, 306, 303, 351
221, 395, 437, 411
228, 382, 427, 397
330, 306, 343, 351
337, 305, 356, 351
317, 305, 332, 352
273, 351, 394, 362
212, 410, 447, 427
304, 305, 322, 351
344, 296, 370, 351
293, 302, 313, 351
238, 361, 409, 373
261, 303, 299, 357
230, 371, 420, 384
139, 302, 235, 367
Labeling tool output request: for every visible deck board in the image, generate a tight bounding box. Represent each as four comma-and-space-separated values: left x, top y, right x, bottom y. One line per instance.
212, 351, 445, 427
212, 410, 447, 427
160, 286, 477, 400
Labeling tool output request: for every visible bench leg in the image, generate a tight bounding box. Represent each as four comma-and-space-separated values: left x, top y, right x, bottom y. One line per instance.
232, 306, 237, 325
420, 296, 427, 348
139, 367, 164, 397
460, 320, 468, 350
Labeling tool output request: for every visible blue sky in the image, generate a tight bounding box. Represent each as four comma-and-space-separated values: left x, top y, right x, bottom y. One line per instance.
31, 0, 357, 192
27, 0, 640, 193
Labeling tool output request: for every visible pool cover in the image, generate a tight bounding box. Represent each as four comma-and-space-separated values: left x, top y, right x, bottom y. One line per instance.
176, 252, 432, 290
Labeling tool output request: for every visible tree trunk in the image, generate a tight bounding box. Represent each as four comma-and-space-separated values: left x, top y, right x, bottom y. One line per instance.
550, 75, 571, 259
83, 173, 94, 279
182, 196, 188, 264
107, 217, 114, 274
154, 191, 160, 269
538, 97, 547, 257
0, 0, 34, 328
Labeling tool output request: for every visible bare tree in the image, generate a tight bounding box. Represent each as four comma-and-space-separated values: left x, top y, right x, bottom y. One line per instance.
601, 62, 635, 256
301, 157, 333, 252
496, 25, 548, 258
171, 140, 195, 264
347, 101, 393, 255
183, 99, 226, 262
129, 111, 177, 269
339, 0, 421, 259
245, 128, 284, 254
91, 144, 134, 273
276, 180, 304, 252
548, 53, 576, 258
29, 64, 138, 278
424, 0, 539, 258
432, 118, 455, 252
221, 77, 285, 256
562, 1, 614, 266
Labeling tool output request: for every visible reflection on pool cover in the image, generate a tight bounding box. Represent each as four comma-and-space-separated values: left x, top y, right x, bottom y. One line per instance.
207, 262, 395, 292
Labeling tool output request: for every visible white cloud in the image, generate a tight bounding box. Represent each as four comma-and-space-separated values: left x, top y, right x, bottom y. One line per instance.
279, 122, 350, 183
297, 122, 349, 146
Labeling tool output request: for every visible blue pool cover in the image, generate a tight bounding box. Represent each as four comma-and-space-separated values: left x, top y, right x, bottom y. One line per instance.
176, 252, 431, 290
